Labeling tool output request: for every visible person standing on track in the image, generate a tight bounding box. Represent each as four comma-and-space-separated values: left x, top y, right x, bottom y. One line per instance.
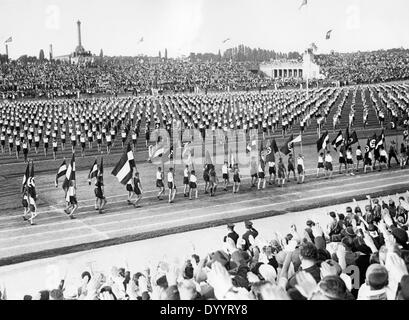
356, 145, 363, 172
65, 181, 78, 219
346, 147, 354, 176
203, 164, 210, 194
222, 161, 229, 191
364, 149, 374, 173
324, 150, 333, 179
257, 159, 266, 190
232, 163, 241, 194
317, 152, 325, 178
287, 153, 296, 182
94, 174, 107, 214
189, 169, 198, 200
126, 174, 134, 205
209, 165, 218, 197
277, 157, 287, 187
268, 159, 276, 185
183, 165, 190, 197
132, 171, 143, 208
388, 140, 399, 168
167, 167, 177, 203
156, 167, 165, 200
297, 153, 305, 184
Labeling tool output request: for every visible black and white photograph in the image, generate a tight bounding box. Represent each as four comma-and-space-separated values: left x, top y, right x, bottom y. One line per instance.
1, 0, 409, 308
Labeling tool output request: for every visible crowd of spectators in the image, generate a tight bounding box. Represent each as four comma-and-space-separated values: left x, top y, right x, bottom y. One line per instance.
0, 59, 270, 99
1, 48, 409, 100
315, 49, 409, 85
1, 193, 409, 300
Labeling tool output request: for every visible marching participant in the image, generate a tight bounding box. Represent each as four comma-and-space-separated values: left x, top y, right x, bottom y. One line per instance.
22, 139, 28, 163
317, 152, 325, 178
268, 159, 276, 185
297, 153, 305, 184
222, 161, 229, 191
364, 148, 374, 173
80, 134, 86, 157
232, 163, 241, 194
257, 159, 266, 190
287, 153, 296, 182
346, 147, 354, 176
167, 167, 177, 203
356, 145, 363, 172
65, 180, 78, 219
209, 165, 218, 197
189, 170, 198, 200
277, 157, 287, 187
183, 165, 190, 197
94, 174, 107, 214
132, 171, 143, 208
324, 150, 334, 179
155, 166, 165, 200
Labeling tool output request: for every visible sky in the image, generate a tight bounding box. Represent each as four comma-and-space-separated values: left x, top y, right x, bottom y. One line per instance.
0, 0, 408, 59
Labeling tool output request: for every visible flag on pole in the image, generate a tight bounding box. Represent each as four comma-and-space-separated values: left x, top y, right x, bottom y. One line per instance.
366, 133, 377, 152
346, 130, 358, 148
310, 42, 318, 52
317, 131, 329, 152
99, 157, 104, 183
266, 138, 279, 162
27, 161, 37, 212
299, 0, 307, 10
222, 38, 231, 43
374, 131, 384, 159
111, 143, 135, 185
331, 130, 343, 150
290, 135, 302, 144
326, 30, 333, 40
88, 159, 98, 185
4, 37, 12, 43
22, 162, 30, 192
280, 134, 294, 155
55, 160, 67, 187
205, 150, 213, 166
63, 154, 76, 190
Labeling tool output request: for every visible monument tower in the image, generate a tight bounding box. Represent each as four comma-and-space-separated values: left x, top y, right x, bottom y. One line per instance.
75, 20, 85, 55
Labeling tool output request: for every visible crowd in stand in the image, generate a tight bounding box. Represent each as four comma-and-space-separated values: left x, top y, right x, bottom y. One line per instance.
315, 49, 409, 85
1, 193, 409, 300
0, 59, 270, 99
1, 48, 409, 99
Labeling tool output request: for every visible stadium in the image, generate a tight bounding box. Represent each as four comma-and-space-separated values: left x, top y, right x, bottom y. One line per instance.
0, 0, 409, 304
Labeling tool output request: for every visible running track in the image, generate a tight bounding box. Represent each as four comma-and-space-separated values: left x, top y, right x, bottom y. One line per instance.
0, 167, 408, 266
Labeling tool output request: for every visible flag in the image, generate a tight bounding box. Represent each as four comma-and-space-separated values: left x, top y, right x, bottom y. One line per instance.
63, 154, 76, 190
366, 133, 377, 152
88, 159, 98, 185
310, 42, 318, 52
280, 134, 294, 155
4, 37, 12, 43
403, 130, 409, 140
326, 30, 332, 40
222, 38, 230, 43
265, 139, 278, 163
22, 162, 30, 192
138, 37, 144, 44
27, 161, 36, 212
290, 135, 302, 144
111, 144, 135, 185
55, 160, 67, 187
299, 0, 307, 10
390, 119, 397, 130
346, 131, 358, 148
331, 130, 343, 150
99, 157, 104, 178
375, 131, 384, 151
317, 131, 329, 152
